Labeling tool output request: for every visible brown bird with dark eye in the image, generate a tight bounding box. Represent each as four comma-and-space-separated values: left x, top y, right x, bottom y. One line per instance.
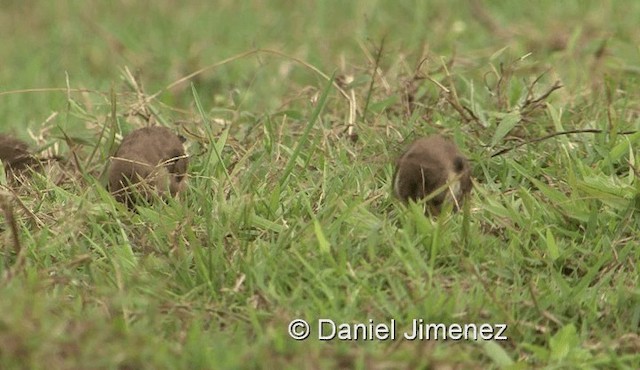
108, 126, 188, 208
393, 135, 472, 215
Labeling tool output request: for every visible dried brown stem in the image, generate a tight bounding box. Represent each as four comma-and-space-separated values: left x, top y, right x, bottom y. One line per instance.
521, 80, 563, 113
491, 129, 638, 157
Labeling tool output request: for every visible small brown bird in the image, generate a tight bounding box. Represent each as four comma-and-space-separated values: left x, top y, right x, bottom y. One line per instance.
0, 134, 39, 181
393, 135, 472, 214
108, 126, 188, 207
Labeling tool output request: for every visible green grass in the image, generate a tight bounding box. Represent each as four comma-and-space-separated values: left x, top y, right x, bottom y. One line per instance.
1, 0, 640, 368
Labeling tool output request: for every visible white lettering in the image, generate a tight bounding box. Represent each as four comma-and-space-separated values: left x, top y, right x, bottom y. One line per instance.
318, 319, 336, 340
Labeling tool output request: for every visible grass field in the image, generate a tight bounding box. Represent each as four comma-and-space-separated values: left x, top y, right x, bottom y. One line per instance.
1, 0, 639, 368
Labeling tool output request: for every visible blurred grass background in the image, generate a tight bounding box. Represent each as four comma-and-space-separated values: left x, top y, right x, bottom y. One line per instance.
2, 0, 639, 129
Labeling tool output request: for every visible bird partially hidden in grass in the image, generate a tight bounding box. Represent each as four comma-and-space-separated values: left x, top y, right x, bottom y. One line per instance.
393, 135, 472, 215
108, 126, 188, 208
0, 134, 41, 183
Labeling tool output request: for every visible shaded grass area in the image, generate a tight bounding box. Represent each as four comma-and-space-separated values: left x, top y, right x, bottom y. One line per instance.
1, 0, 640, 368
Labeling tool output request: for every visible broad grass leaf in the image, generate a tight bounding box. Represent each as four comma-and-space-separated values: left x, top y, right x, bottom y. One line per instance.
549, 324, 578, 361
251, 212, 286, 233
313, 218, 331, 254
548, 324, 591, 363
545, 228, 560, 261
601, 131, 640, 169
577, 175, 634, 210
482, 340, 514, 367
491, 111, 521, 146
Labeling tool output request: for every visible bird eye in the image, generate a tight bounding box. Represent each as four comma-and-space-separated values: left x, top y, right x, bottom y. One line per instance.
453, 157, 465, 173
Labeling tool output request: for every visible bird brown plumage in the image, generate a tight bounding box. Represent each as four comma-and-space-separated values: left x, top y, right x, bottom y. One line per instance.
393, 135, 472, 214
108, 126, 188, 208
0, 134, 39, 181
